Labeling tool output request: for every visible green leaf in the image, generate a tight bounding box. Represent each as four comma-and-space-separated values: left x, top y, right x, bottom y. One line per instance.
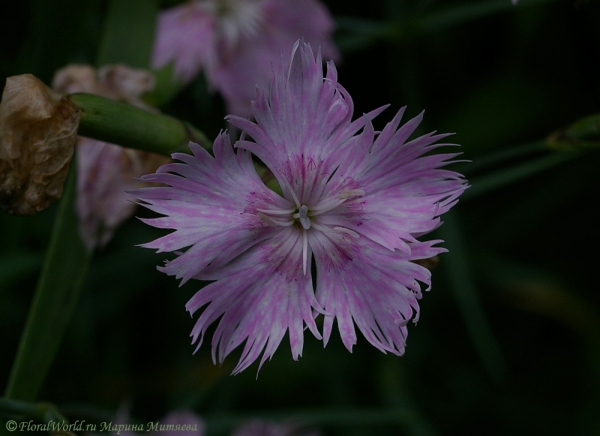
95, 0, 158, 68
438, 210, 509, 385
4, 166, 92, 401
336, 0, 561, 49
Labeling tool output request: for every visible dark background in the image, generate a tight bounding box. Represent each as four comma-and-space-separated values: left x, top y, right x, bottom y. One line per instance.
1, 0, 600, 434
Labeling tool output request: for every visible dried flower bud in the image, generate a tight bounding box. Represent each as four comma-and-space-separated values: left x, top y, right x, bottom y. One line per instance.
50, 64, 99, 95
97, 64, 155, 105
0, 74, 80, 215
53, 64, 155, 109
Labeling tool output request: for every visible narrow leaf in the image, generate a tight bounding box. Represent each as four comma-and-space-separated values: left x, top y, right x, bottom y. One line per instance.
4, 166, 91, 401
439, 210, 509, 385
95, 0, 158, 68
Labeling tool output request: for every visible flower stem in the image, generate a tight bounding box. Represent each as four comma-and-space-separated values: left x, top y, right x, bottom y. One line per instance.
3, 165, 91, 402
68, 93, 211, 155
462, 151, 574, 201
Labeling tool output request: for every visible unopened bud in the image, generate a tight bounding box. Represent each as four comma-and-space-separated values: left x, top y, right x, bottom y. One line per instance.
0, 74, 80, 215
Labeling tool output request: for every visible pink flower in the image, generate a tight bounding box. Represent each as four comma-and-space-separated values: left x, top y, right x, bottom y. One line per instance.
151, 0, 339, 117
52, 65, 169, 251
133, 42, 467, 374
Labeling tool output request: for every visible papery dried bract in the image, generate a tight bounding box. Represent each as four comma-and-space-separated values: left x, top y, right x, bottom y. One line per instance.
0, 74, 80, 215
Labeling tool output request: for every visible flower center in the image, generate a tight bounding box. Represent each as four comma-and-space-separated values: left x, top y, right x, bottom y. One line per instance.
255, 188, 365, 276
293, 205, 311, 230
256, 188, 365, 230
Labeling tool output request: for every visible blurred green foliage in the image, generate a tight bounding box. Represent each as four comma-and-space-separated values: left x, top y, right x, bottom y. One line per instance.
1, 0, 600, 435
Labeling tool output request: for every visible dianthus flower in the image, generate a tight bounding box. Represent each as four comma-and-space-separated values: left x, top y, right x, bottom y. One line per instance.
151, 0, 338, 117
133, 42, 467, 374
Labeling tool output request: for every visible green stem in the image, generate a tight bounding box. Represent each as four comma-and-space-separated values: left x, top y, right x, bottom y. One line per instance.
68, 93, 210, 155
336, 0, 560, 49
416, 0, 560, 35
462, 151, 575, 201
455, 141, 548, 176
4, 166, 91, 402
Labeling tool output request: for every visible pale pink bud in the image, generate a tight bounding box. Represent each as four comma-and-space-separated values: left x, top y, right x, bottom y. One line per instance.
52, 64, 168, 251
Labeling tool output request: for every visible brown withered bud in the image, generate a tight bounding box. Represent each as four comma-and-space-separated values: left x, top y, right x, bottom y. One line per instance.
0, 74, 80, 215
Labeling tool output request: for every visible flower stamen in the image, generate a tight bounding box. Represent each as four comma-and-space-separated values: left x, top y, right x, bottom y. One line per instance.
257, 212, 294, 227
294, 204, 311, 230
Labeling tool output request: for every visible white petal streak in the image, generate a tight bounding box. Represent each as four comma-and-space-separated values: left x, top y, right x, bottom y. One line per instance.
186, 236, 323, 374
321, 109, 467, 253
130, 133, 286, 284
227, 45, 357, 182
314, 237, 445, 354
